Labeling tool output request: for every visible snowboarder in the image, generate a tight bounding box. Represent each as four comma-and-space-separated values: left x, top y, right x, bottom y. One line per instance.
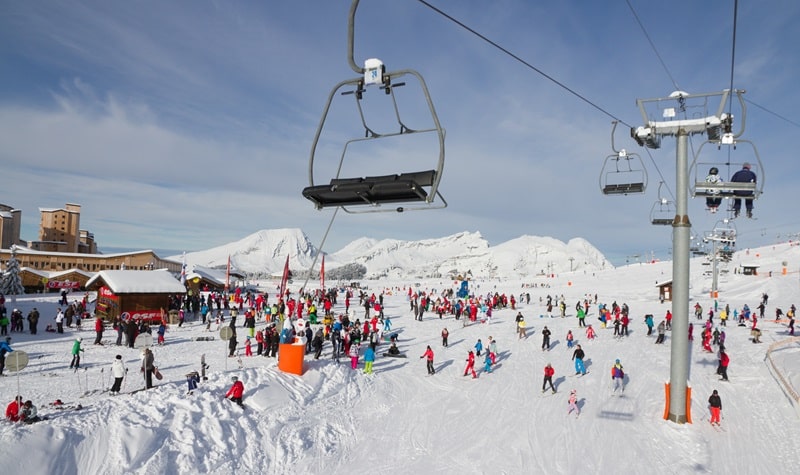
611, 359, 625, 394
567, 389, 580, 417
69, 337, 84, 370
463, 350, 477, 378
420, 345, 435, 375
224, 376, 244, 406
572, 345, 586, 375
542, 363, 556, 393
110, 355, 126, 395
708, 389, 722, 426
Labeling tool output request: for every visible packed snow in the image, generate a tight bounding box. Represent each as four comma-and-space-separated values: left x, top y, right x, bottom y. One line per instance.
1, 241, 799, 475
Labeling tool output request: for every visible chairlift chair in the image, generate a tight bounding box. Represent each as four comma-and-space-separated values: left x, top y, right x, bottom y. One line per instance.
689, 90, 764, 203
600, 121, 647, 195
650, 182, 675, 225
303, 0, 446, 214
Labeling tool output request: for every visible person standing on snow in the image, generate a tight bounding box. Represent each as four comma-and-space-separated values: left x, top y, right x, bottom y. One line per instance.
655, 321, 667, 344
566, 330, 574, 349
94, 315, 104, 345
708, 389, 722, 426
141, 348, 155, 389
463, 350, 477, 378
541, 326, 551, 351
542, 363, 556, 393
110, 355, 126, 395
572, 345, 586, 375
348, 341, 360, 370
474, 338, 483, 357
0, 337, 12, 376
69, 337, 84, 370
483, 351, 493, 374
420, 345, 435, 375
363, 345, 375, 374
441, 328, 449, 347
611, 359, 625, 394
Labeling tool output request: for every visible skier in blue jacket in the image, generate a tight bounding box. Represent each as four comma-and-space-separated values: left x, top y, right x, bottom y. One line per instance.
474, 339, 483, 357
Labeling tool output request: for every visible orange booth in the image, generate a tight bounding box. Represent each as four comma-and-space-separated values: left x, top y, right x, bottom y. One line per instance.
278, 339, 305, 375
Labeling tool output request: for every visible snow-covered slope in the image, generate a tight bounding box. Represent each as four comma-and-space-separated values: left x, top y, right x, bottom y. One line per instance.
175, 229, 613, 279
2, 241, 799, 475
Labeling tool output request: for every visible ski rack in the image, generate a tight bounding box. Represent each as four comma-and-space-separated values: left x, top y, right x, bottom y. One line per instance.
600, 121, 647, 195
303, 0, 446, 214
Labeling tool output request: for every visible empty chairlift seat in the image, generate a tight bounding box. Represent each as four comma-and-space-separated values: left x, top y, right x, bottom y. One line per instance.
303, 170, 437, 209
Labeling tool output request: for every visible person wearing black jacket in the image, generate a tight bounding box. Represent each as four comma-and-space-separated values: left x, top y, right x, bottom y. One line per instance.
572, 345, 586, 375
708, 389, 722, 426
541, 326, 552, 351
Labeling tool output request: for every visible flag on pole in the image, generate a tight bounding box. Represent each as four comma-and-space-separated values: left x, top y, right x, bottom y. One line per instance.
180, 252, 187, 285
320, 255, 325, 292
279, 255, 290, 299
225, 255, 231, 292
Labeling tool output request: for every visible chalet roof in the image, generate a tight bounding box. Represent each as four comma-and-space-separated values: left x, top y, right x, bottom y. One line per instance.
86, 269, 186, 294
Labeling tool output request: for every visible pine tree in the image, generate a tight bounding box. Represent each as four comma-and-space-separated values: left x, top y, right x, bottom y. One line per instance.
1, 244, 25, 300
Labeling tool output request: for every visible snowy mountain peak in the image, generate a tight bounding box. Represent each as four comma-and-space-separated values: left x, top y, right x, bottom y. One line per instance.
174, 229, 612, 279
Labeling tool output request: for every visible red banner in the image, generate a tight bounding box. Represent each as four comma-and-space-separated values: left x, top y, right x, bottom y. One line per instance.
279, 255, 290, 299
320, 255, 325, 292
47, 280, 81, 289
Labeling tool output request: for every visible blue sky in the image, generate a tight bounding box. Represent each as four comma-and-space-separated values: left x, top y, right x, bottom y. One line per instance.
2, 0, 799, 264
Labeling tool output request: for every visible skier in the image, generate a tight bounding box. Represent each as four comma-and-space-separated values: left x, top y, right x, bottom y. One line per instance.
541, 326, 551, 351
441, 327, 449, 347
655, 321, 666, 344
567, 389, 580, 418
483, 351, 493, 374
224, 376, 245, 406
110, 355, 126, 395
487, 337, 498, 364
244, 337, 252, 357
420, 345, 435, 375
156, 321, 167, 346
0, 337, 12, 376
542, 363, 556, 393
55, 308, 65, 334
463, 350, 477, 378
474, 339, 483, 357
708, 389, 722, 426
572, 345, 586, 375
718, 350, 730, 381
566, 330, 574, 348
585, 325, 596, 340
611, 359, 625, 394
644, 314, 654, 335
69, 337, 84, 370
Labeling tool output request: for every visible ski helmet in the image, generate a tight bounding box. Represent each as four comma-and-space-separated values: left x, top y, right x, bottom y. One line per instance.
710, 167, 719, 175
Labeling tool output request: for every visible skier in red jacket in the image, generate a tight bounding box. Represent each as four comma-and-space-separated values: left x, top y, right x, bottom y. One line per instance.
225, 376, 245, 406
420, 345, 435, 375
463, 350, 477, 378
542, 363, 556, 393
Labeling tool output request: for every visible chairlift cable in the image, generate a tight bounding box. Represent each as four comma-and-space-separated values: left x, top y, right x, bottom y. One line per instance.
744, 98, 800, 129
727, 0, 739, 117
415, 0, 634, 128
300, 207, 339, 293
624, 0, 681, 92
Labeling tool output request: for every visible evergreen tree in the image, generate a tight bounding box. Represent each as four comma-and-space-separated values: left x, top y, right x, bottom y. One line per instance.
1, 244, 25, 299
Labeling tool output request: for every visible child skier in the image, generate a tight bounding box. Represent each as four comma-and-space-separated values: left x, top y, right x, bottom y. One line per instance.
420, 345, 435, 375
566, 330, 574, 348
483, 351, 492, 374
567, 389, 580, 417
611, 359, 625, 394
474, 339, 483, 357
705, 167, 722, 212
543, 363, 556, 393
464, 350, 477, 378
